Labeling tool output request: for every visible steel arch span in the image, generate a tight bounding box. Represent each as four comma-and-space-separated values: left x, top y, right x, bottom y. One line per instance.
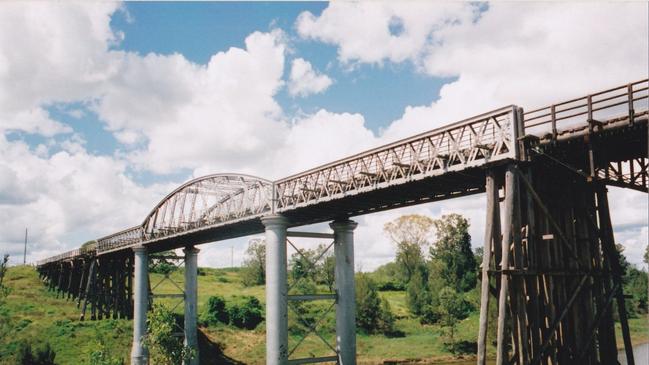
96, 174, 273, 254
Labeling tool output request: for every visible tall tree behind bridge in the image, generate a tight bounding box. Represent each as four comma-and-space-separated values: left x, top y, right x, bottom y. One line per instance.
242, 239, 265, 286
430, 213, 477, 292
383, 214, 434, 284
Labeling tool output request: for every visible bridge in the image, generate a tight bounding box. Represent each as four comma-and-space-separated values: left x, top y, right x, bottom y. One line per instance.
37, 80, 648, 365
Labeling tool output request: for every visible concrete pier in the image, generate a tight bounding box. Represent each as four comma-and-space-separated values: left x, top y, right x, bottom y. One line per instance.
131, 245, 149, 365
262, 215, 289, 365
184, 246, 200, 365
331, 219, 358, 365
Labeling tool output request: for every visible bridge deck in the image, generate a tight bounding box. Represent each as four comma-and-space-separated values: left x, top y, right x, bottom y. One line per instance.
37, 80, 648, 265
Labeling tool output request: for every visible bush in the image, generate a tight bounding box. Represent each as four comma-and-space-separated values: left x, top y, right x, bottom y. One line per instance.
88, 340, 124, 365
228, 296, 264, 330
15, 341, 56, 365
356, 273, 397, 335
205, 296, 229, 324
376, 280, 406, 291
406, 268, 431, 316
419, 304, 441, 325
144, 305, 195, 365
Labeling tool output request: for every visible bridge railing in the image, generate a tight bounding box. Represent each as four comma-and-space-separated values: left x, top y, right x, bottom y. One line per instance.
96, 225, 144, 254
274, 106, 519, 211
36, 245, 96, 266
523, 79, 648, 138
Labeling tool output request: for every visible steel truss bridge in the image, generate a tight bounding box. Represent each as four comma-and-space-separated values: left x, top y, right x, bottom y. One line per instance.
37, 80, 648, 365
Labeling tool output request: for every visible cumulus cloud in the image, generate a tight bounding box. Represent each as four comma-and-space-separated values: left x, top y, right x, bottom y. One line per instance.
0, 2, 121, 122
288, 58, 333, 97
0, 2, 646, 270
296, 2, 475, 65
0, 134, 173, 263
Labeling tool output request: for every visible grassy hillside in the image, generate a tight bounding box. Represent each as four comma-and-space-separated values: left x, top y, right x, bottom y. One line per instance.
1, 265, 647, 364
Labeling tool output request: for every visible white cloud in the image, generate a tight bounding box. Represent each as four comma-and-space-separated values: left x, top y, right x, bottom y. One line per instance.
0, 2, 646, 272
0, 134, 173, 264
296, 2, 475, 65
0, 2, 121, 124
288, 58, 333, 97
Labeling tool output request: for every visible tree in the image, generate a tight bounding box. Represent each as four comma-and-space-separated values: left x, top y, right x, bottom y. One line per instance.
241, 239, 265, 286
384, 214, 434, 284
318, 254, 336, 292
429, 214, 477, 292
406, 267, 431, 317
438, 286, 465, 350
644, 243, 649, 267
289, 247, 318, 283
355, 273, 395, 335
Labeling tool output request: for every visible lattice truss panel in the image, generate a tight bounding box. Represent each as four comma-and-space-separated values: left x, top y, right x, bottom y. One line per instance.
285, 233, 338, 364
96, 174, 273, 253
36, 244, 96, 266
97, 226, 143, 253
596, 158, 648, 193
275, 106, 518, 211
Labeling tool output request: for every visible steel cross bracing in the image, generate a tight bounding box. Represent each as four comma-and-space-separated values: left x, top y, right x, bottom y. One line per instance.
36, 79, 648, 265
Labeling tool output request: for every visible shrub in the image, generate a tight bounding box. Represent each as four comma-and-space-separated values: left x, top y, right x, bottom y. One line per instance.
15, 341, 56, 365
376, 280, 405, 291
88, 340, 124, 365
406, 269, 431, 316
144, 305, 195, 365
205, 295, 229, 324
356, 273, 397, 335
228, 296, 264, 330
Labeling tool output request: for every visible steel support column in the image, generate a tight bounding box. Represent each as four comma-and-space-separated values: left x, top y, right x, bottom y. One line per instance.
183, 246, 200, 365
330, 219, 358, 365
131, 245, 149, 365
263, 215, 289, 365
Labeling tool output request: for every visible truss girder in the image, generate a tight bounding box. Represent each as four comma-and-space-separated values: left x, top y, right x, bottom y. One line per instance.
93, 174, 272, 254
596, 157, 648, 192
274, 106, 518, 212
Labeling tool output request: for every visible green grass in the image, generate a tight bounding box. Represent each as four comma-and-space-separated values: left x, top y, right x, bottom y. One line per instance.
1, 266, 647, 364
0, 266, 132, 365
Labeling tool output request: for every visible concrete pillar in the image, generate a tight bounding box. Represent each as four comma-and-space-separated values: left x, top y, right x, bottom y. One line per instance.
131, 245, 149, 365
330, 219, 358, 365
262, 214, 289, 365
183, 246, 200, 365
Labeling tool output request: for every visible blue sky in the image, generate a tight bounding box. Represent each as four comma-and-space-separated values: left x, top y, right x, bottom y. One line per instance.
0, 2, 646, 268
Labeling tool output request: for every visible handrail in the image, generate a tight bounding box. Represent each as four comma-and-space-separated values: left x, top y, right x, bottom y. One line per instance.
523, 79, 648, 131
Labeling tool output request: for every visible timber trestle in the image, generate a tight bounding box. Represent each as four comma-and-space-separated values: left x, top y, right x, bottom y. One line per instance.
38, 249, 134, 321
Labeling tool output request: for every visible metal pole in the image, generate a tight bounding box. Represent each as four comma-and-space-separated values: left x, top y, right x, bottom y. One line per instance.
131, 245, 149, 365
331, 219, 358, 365
262, 215, 289, 365
184, 246, 200, 365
